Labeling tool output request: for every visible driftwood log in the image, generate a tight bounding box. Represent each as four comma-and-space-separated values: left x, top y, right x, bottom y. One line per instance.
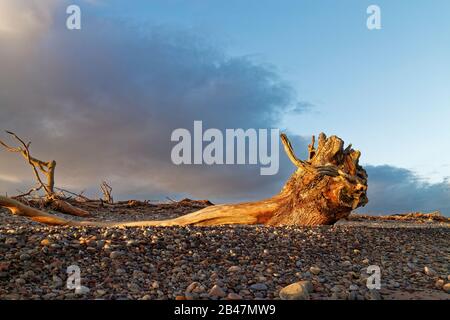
0, 133, 368, 227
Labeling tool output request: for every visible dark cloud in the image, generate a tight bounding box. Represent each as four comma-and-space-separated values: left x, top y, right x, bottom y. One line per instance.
357, 165, 450, 215
0, 7, 303, 202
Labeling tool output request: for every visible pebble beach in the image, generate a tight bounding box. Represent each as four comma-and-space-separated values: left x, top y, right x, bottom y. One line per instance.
0, 202, 449, 300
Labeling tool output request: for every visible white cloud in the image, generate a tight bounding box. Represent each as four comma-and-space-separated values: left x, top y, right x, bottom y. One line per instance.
0, 0, 59, 37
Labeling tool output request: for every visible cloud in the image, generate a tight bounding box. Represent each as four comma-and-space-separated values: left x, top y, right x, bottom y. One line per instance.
0, 4, 302, 202
0, 0, 59, 38
357, 165, 450, 215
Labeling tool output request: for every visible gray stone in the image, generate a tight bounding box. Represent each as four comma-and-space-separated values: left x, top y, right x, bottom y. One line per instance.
19, 253, 30, 261
250, 283, 268, 291
52, 275, 63, 288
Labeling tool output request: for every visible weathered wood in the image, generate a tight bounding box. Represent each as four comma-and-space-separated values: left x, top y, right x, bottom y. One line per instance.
0, 132, 368, 227
0, 131, 89, 217
100, 181, 114, 204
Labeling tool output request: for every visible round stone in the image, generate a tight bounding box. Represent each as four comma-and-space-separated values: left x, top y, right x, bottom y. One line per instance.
309, 266, 321, 275
279, 281, 312, 300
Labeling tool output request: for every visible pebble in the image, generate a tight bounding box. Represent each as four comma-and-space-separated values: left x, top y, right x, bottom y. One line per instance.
227, 266, 241, 273
331, 285, 344, 293
115, 268, 126, 275
424, 266, 437, 276
279, 281, 312, 300
227, 293, 243, 300
5, 237, 17, 245
435, 279, 444, 289
309, 266, 321, 275
186, 282, 204, 294
349, 284, 359, 291
208, 285, 226, 298
126, 240, 138, 247
250, 283, 268, 291
52, 275, 63, 288
0, 262, 9, 272
443, 283, 450, 294
109, 251, 122, 259
127, 283, 140, 292
40, 239, 51, 246
96, 290, 106, 297
342, 260, 352, 267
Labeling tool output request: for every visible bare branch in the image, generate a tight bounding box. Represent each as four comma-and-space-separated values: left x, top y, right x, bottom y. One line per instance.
0, 131, 55, 198
54, 187, 91, 201
12, 185, 43, 199
280, 133, 315, 172
100, 181, 113, 204
308, 135, 316, 160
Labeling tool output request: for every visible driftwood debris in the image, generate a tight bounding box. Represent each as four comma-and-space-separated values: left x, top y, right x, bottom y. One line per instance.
0, 132, 368, 227
0, 131, 89, 217
100, 181, 114, 204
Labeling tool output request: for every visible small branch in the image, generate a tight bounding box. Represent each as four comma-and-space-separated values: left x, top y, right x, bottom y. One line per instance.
308, 135, 316, 160
55, 187, 91, 201
0, 139, 21, 153
100, 181, 113, 204
166, 196, 177, 203
11, 185, 43, 199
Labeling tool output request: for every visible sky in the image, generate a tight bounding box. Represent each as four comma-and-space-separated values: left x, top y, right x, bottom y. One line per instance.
0, 0, 449, 215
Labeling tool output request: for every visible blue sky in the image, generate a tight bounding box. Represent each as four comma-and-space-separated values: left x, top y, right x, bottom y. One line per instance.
91, 0, 450, 183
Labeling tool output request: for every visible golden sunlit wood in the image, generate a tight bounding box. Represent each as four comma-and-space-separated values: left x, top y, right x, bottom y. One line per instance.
0, 133, 368, 227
